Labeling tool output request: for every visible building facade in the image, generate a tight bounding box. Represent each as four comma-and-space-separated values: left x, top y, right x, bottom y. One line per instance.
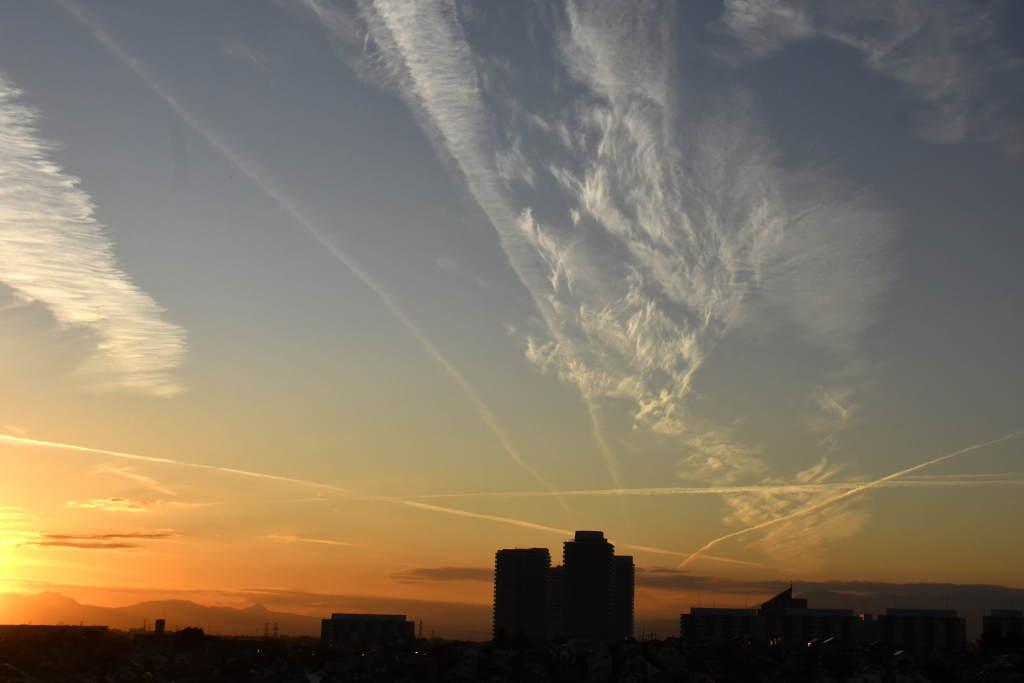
492, 547, 551, 643
878, 609, 967, 650
563, 530, 616, 641
681, 608, 760, 644
321, 614, 415, 649
983, 609, 1024, 639
613, 555, 635, 639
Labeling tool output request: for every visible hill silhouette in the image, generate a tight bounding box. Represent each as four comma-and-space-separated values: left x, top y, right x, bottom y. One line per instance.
0, 592, 320, 636
0, 592, 492, 639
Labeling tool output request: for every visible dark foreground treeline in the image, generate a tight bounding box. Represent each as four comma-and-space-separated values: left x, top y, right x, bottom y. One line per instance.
0, 624, 1022, 682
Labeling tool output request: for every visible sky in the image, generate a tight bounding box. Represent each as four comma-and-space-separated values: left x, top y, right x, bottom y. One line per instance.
1, 0, 1023, 633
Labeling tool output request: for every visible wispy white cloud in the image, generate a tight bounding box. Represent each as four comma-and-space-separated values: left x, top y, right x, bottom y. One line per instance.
720, 0, 1023, 142
305, 1, 895, 490
0, 506, 28, 526
66, 496, 151, 512
677, 428, 1024, 569
677, 423, 768, 484
802, 379, 866, 451
19, 529, 178, 550
507, 3, 892, 474
220, 37, 272, 76
0, 73, 186, 395
719, 457, 865, 574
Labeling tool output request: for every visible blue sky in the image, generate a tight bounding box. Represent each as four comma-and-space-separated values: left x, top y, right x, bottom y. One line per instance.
1, 0, 1023, 618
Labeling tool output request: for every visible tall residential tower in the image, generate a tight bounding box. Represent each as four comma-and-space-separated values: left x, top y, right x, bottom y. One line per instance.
492, 547, 551, 643
492, 531, 634, 643
563, 530, 616, 641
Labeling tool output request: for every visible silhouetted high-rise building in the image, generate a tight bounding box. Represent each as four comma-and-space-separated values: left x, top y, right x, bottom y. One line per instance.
613, 555, 635, 639
491, 531, 633, 643
563, 530, 616, 640
493, 548, 551, 643
547, 564, 564, 639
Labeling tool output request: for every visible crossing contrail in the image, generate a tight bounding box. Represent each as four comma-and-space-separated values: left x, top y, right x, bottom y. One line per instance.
676, 428, 1024, 569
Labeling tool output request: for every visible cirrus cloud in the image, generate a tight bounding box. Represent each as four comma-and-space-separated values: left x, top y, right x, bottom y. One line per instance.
0, 72, 186, 395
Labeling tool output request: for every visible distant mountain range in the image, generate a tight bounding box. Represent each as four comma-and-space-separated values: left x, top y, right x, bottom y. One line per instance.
0, 592, 322, 637
3, 581, 1022, 642
0, 591, 494, 640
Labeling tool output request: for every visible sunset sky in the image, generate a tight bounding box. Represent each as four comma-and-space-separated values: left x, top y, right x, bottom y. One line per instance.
1, 0, 1023, 631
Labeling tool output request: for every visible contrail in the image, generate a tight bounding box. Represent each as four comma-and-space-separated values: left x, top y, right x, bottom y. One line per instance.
265, 534, 355, 547
677, 428, 1024, 569
404, 476, 1024, 499
58, 0, 568, 514
400, 501, 572, 536
197, 495, 752, 564
0, 434, 350, 493
584, 399, 624, 495
1, 433, 580, 549
3, 429, 711, 559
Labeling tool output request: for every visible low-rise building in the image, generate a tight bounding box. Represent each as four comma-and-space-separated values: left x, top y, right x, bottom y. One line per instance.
877, 609, 967, 650
321, 613, 415, 649
680, 608, 760, 644
983, 609, 1024, 639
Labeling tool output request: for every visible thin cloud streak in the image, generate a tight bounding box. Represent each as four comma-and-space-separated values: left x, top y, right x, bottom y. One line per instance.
0, 433, 597, 553
60, 0, 567, 513
405, 476, 1024, 500
677, 428, 1024, 569
66, 497, 150, 512
265, 534, 354, 547
0, 434, 349, 493
400, 500, 571, 537
19, 530, 177, 550
0, 73, 186, 395
92, 464, 177, 496
399, 501, 719, 563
